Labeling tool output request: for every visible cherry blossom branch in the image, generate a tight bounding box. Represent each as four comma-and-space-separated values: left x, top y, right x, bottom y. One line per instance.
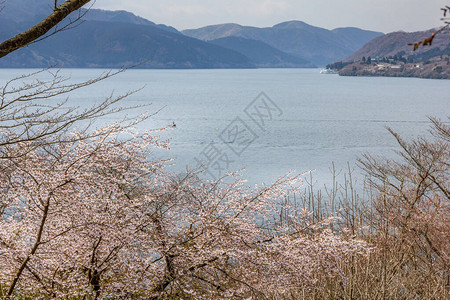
7, 196, 50, 296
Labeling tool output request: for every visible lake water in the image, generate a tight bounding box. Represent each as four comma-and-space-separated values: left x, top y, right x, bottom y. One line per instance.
1, 68, 449, 188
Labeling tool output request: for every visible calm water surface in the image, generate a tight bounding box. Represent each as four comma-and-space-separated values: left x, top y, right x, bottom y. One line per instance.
1, 68, 449, 187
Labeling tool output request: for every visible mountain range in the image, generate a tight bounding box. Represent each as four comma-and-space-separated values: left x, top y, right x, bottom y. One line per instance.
0, 0, 384, 68
0, 1, 254, 68
183, 22, 383, 66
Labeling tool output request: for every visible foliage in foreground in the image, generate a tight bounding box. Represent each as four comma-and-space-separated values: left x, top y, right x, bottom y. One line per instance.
289, 118, 449, 299
1, 118, 448, 299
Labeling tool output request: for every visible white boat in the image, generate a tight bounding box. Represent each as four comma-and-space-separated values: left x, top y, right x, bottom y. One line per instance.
320, 68, 337, 74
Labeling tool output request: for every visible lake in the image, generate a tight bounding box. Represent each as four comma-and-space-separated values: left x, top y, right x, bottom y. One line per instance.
1, 68, 449, 188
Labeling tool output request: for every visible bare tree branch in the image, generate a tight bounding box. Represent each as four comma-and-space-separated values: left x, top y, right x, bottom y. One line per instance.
31, 6, 91, 46
0, 0, 92, 59
0, 66, 157, 160
0, 0, 6, 13
408, 5, 450, 51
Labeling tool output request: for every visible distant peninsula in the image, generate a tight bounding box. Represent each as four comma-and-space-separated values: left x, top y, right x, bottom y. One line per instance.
327, 29, 450, 79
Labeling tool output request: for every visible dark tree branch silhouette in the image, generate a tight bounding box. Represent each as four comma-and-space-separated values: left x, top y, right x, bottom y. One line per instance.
0, 0, 92, 58
408, 5, 450, 51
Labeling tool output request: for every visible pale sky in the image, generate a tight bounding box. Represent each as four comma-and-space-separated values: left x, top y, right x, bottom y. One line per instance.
92, 0, 447, 33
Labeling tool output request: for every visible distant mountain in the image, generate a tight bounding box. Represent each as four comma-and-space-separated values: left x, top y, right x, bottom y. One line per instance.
209, 37, 315, 68
0, 1, 253, 69
0, 20, 254, 68
183, 21, 383, 66
184, 23, 250, 41
345, 29, 450, 62
0, 0, 179, 33
331, 27, 384, 52
80, 9, 156, 26
80, 9, 180, 34
0, 0, 49, 24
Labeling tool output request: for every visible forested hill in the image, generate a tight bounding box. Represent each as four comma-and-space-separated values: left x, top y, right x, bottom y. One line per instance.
345, 29, 450, 62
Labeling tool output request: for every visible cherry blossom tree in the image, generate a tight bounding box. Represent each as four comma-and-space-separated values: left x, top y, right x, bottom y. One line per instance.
0, 126, 369, 298
0, 125, 168, 297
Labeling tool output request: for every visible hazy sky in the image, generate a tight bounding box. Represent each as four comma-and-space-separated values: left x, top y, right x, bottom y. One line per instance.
92, 0, 447, 33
